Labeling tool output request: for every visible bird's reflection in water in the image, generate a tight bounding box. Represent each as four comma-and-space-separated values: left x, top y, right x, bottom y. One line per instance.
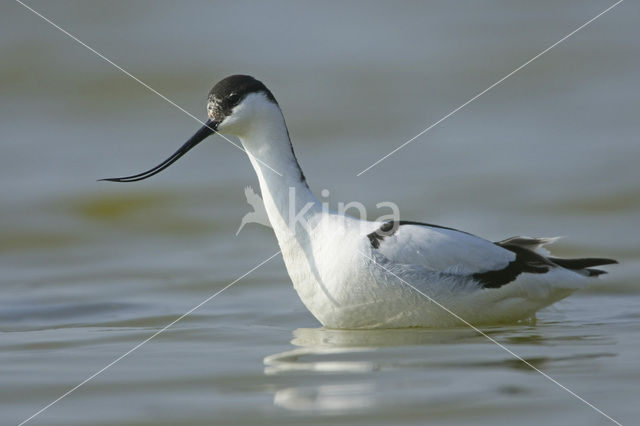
263, 322, 613, 413
265, 327, 479, 374
272, 383, 377, 412
264, 326, 479, 413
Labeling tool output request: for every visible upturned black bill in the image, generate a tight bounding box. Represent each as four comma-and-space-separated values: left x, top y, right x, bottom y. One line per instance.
101, 119, 217, 182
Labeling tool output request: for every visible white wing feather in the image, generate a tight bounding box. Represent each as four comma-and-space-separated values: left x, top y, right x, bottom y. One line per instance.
374, 224, 515, 275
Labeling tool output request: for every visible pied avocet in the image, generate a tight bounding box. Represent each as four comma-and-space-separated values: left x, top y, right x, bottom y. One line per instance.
104, 75, 617, 328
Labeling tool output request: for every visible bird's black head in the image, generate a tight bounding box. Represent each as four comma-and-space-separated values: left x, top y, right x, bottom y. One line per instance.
207, 75, 277, 123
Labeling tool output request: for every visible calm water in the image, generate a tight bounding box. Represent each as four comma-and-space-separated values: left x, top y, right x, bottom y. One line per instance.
1, 1, 639, 425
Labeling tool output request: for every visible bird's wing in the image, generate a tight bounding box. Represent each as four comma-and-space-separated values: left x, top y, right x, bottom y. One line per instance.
367, 221, 552, 288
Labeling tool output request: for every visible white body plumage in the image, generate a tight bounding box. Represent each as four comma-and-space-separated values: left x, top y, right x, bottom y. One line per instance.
107, 75, 616, 328
231, 89, 599, 328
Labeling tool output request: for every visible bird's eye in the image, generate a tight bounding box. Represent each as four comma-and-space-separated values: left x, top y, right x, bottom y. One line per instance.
228, 93, 240, 104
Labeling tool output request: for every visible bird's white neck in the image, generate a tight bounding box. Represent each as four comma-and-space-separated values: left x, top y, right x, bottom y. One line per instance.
237, 108, 321, 245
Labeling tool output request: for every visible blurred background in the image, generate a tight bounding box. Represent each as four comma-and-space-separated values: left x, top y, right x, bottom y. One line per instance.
1, 1, 638, 425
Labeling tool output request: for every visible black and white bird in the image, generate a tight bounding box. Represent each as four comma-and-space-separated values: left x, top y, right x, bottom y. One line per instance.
104, 75, 617, 328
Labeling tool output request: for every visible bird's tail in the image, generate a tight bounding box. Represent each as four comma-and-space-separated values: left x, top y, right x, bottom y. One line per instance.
547, 257, 618, 277
496, 236, 618, 277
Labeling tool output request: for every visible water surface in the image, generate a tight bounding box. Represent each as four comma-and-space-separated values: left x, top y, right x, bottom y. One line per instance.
1, 1, 639, 425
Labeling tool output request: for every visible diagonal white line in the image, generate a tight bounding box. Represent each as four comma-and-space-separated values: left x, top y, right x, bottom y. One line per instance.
358, 250, 622, 425
14, 0, 282, 177
356, 0, 624, 176
13, 0, 624, 424
18, 250, 282, 426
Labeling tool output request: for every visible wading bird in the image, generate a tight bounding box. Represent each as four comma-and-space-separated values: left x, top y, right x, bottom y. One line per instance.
104, 75, 616, 328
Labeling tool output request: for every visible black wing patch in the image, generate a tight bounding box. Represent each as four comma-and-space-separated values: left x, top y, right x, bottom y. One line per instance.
367, 221, 396, 249
473, 244, 553, 289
